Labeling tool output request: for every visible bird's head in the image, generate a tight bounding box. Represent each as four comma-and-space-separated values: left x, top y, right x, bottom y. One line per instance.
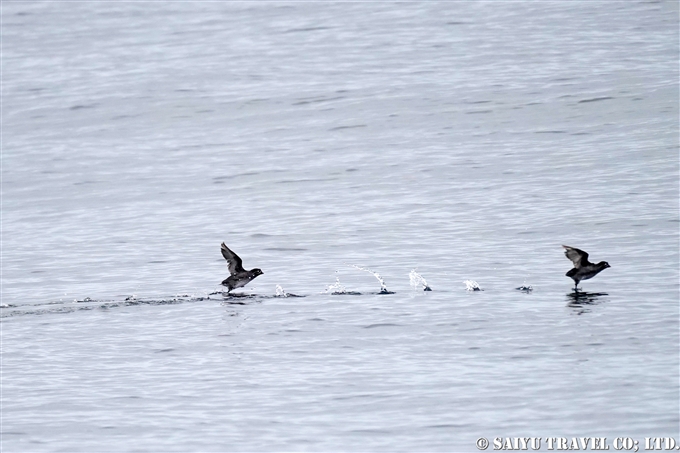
598, 261, 611, 269
252, 268, 264, 276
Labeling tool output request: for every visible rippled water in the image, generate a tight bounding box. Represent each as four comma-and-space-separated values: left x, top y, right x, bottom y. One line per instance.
3, 2, 678, 451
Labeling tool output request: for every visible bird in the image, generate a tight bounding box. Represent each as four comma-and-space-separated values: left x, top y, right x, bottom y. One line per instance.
220, 242, 263, 292
562, 245, 610, 291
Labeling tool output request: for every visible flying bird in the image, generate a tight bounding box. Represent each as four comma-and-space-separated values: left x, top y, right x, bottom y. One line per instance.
562, 245, 610, 291
220, 242, 263, 292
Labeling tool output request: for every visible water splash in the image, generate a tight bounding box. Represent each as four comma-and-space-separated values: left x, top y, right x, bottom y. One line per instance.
350, 264, 392, 294
275, 285, 289, 297
464, 280, 482, 291
409, 270, 432, 291
325, 275, 347, 294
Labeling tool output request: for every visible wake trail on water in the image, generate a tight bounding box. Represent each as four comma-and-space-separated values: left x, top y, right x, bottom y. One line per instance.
2, 293, 215, 318
7, 274, 538, 317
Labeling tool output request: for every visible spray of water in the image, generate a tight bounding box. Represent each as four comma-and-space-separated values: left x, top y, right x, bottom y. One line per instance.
464, 280, 482, 291
349, 264, 391, 294
275, 285, 289, 297
409, 270, 432, 291
324, 275, 347, 294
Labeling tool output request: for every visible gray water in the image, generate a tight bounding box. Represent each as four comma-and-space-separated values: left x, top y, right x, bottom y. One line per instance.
2, 2, 678, 451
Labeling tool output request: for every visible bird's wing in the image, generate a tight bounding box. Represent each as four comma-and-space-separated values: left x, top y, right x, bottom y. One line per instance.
221, 242, 245, 275
562, 245, 589, 268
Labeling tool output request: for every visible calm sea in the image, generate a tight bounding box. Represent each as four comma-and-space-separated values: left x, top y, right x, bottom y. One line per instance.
2, 1, 678, 451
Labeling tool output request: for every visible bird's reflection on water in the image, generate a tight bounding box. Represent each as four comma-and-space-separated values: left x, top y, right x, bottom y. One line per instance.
566, 291, 609, 314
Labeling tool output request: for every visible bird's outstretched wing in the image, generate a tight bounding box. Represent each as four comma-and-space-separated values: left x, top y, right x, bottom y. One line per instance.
221, 242, 245, 275
562, 245, 589, 268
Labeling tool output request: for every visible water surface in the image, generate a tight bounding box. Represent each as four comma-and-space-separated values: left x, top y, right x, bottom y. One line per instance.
2, 2, 678, 451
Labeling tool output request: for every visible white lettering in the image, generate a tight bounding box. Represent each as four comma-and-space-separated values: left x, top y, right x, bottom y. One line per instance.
546, 438, 555, 450
622, 438, 634, 450
593, 438, 609, 450
645, 438, 660, 450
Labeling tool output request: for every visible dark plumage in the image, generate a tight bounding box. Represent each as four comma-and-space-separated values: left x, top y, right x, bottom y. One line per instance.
562, 245, 610, 291
220, 242, 263, 292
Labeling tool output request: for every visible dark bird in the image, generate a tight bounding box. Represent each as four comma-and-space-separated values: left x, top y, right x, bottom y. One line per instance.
220, 242, 263, 292
562, 245, 610, 291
